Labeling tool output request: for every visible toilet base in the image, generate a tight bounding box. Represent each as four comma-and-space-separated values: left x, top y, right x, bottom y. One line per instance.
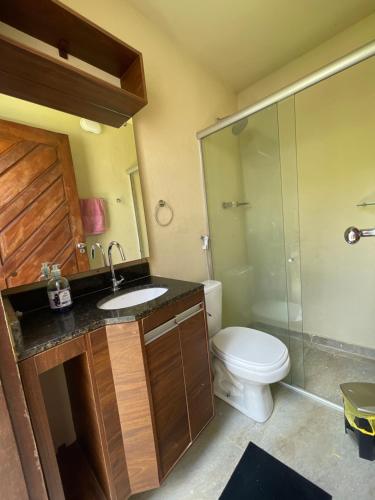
213, 358, 274, 423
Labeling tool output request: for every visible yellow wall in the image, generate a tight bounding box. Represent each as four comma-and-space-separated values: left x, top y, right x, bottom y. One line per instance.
0, 94, 142, 266
60, 0, 236, 282
238, 12, 375, 109
295, 56, 375, 349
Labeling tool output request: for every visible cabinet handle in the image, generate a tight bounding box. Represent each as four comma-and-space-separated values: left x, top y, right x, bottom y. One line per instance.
144, 302, 204, 345
175, 303, 203, 324
144, 318, 177, 345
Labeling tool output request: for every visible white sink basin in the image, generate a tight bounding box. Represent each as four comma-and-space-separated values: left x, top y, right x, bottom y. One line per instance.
98, 287, 168, 310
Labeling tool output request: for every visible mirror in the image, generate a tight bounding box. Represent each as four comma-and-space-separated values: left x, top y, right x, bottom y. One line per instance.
0, 93, 149, 289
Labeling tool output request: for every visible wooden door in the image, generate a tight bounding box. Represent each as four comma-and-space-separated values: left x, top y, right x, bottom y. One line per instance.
178, 307, 214, 440
0, 118, 89, 289
145, 326, 191, 478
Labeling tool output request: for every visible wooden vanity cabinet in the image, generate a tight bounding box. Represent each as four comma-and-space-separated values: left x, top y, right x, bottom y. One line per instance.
142, 291, 214, 482
105, 288, 214, 494
18, 288, 214, 498
19, 330, 130, 500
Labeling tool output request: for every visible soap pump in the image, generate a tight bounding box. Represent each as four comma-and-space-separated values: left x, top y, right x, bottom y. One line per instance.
47, 264, 73, 312
40, 262, 51, 281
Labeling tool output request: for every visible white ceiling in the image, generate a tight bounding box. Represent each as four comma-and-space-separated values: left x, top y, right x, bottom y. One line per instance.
128, 0, 375, 91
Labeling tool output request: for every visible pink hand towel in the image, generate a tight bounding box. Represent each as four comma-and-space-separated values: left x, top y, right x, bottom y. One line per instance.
80, 198, 106, 235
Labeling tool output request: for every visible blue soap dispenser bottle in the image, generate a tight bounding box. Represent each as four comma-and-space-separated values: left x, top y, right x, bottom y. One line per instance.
47, 264, 73, 312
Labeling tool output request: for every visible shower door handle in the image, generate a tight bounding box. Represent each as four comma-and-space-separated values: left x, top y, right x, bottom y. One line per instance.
344, 226, 375, 245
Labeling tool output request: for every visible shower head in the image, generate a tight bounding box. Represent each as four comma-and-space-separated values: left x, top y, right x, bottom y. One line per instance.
232, 118, 248, 136
344, 226, 375, 244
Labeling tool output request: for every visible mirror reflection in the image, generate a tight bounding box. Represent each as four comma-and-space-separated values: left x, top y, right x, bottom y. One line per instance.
0, 94, 149, 289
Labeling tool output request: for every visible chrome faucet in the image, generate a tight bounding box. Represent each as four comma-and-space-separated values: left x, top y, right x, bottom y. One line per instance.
91, 242, 109, 267
108, 241, 126, 292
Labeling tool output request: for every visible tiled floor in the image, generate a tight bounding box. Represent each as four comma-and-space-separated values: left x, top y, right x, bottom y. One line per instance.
134, 385, 375, 500
304, 343, 375, 406
255, 319, 375, 406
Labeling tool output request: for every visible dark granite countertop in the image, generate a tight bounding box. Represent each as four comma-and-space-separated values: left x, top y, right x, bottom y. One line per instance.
9, 275, 203, 361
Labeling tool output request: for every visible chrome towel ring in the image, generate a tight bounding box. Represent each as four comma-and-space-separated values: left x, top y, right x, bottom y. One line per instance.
155, 199, 174, 226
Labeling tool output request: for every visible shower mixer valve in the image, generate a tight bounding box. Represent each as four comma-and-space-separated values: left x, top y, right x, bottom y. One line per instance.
344, 226, 375, 245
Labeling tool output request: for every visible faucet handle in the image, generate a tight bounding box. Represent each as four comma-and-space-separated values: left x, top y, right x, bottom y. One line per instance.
112, 275, 125, 292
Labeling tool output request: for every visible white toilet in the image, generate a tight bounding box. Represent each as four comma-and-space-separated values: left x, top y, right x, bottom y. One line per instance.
203, 280, 290, 423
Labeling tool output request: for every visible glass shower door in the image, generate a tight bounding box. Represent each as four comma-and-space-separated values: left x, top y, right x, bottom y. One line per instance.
201, 103, 304, 387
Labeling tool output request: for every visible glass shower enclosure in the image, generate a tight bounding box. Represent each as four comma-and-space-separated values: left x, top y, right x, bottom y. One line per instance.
199, 49, 375, 402
200, 99, 304, 388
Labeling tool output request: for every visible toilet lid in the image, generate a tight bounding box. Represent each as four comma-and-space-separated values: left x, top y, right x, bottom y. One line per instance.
212, 327, 288, 369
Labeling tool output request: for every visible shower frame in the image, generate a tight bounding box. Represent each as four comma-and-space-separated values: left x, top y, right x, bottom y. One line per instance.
197, 39, 375, 278
196, 40, 375, 409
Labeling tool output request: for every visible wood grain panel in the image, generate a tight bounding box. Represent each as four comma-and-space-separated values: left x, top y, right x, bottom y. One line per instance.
64, 352, 112, 499
57, 135, 89, 273
146, 327, 191, 478
0, 35, 145, 124
2, 202, 68, 273
57, 441, 107, 500
60, 250, 79, 277
142, 301, 177, 334
0, 0, 140, 78
89, 328, 131, 499
121, 57, 146, 99
175, 290, 204, 314
6, 216, 72, 287
0, 298, 48, 500
34, 336, 86, 374
19, 356, 66, 500
0, 177, 65, 259
0, 118, 89, 287
179, 310, 214, 440
0, 139, 37, 175
0, 67, 130, 128
0, 164, 62, 230
106, 322, 159, 493
0, 381, 29, 500
0, 135, 18, 155
0, 143, 57, 208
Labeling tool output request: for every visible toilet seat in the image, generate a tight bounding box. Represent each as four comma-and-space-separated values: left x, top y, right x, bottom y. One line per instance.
212, 327, 289, 375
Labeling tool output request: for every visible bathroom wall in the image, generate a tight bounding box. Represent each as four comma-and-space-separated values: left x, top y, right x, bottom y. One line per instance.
237, 12, 375, 109
61, 0, 236, 282
295, 56, 375, 349
0, 95, 142, 265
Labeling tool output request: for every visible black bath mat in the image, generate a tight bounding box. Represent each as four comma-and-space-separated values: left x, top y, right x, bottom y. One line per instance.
219, 443, 331, 499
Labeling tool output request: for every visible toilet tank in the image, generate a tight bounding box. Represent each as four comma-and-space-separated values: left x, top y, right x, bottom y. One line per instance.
202, 280, 222, 337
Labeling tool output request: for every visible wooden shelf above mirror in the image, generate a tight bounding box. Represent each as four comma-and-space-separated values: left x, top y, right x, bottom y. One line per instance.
0, 0, 147, 127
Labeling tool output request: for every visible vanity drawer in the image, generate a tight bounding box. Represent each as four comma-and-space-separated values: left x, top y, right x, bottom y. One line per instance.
142, 301, 177, 334
175, 289, 204, 314
142, 289, 205, 334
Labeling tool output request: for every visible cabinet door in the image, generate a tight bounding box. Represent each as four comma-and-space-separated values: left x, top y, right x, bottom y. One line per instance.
178, 305, 214, 440
145, 323, 190, 478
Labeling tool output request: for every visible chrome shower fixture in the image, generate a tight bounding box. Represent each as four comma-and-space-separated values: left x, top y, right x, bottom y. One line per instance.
344, 226, 375, 245
232, 118, 248, 136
